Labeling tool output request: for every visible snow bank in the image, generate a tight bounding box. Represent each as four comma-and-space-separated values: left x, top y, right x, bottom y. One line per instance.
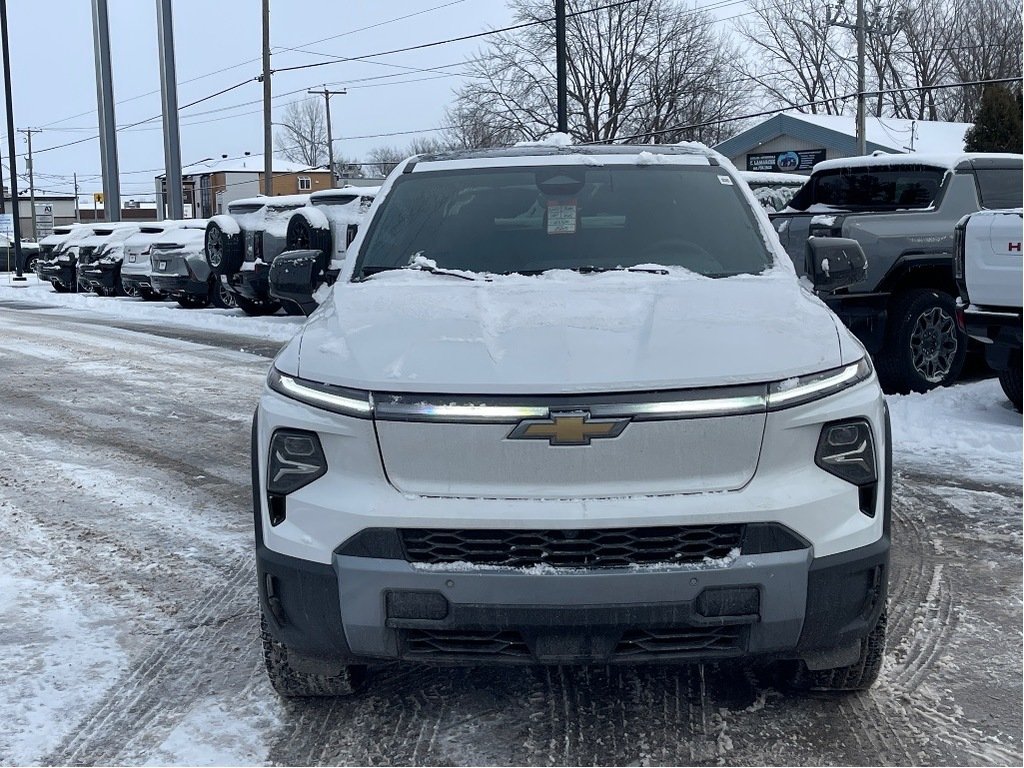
887, 379, 1022, 485
0, 276, 304, 343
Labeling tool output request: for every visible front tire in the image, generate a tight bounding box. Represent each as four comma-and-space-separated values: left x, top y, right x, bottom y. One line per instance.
789, 609, 887, 692
51, 279, 69, 293
209, 279, 237, 309
998, 350, 1023, 412
261, 615, 367, 698
205, 220, 245, 276
876, 290, 967, 394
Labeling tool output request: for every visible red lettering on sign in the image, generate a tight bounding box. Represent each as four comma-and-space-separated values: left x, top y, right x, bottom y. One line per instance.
1009, 242, 1022, 252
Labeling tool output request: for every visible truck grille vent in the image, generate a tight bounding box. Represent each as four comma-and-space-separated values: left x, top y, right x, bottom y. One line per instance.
399, 626, 744, 662
399, 525, 743, 569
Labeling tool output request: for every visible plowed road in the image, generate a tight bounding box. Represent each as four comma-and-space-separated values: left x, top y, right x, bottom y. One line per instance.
0, 305, 1020, 766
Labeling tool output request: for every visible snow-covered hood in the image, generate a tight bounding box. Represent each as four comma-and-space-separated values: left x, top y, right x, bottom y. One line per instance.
287, 268, 850, 394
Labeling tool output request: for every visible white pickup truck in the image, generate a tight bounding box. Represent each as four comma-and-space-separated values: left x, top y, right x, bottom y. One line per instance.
955, 208, 1024, 410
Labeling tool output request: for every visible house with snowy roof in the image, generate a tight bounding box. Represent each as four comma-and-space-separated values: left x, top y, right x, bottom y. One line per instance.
714, 112, 973, 175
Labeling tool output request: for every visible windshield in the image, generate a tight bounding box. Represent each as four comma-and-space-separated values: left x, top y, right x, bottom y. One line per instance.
788, 165, 945, 212
354, 165, 773, 279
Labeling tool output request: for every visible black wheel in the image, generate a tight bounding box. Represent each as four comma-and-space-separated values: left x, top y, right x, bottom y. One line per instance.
205, 220, 245, 276
176, 293, 210, 309
139, 286, 163, 302
286, 213, 332, 269
93, 284, 107, 296
234, 294, 282, 316
50, 279, 69, 294
788, 608, 887, 692
209, 279, 237, 309
998, 351, 1023, 412
25, 256, 38, 273
122, 280, 141, 298
261, 614, 367, 698
876, 290, 967, 394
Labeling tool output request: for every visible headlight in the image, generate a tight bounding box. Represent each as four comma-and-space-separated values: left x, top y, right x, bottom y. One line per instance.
767, 357, 873, 409
267, 367, 372, 417
815, 418, 876, 487
267, 428, 327, 496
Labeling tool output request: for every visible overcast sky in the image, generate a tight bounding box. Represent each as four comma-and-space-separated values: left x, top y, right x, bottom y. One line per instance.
0, 0, 517, 202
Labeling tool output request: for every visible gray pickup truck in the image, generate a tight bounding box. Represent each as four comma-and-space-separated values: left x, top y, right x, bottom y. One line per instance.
770, 153, 1022, 394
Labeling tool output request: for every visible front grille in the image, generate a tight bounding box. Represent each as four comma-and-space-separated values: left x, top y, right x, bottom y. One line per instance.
399, 525, 743, 569
615, 627, 743, 657
403, 629, 530, 659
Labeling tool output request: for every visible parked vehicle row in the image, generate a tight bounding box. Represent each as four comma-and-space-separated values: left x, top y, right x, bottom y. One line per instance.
770, 152, 1023, 395
204, 186, 378, 316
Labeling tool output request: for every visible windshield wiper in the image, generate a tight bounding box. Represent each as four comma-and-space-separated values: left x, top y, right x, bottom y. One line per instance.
358, 264, 477, 282
508, 266, 670, 276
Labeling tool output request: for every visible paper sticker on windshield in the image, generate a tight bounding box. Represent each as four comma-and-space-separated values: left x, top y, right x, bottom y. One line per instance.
718, 175, 733, 185
547, 199, 577, 234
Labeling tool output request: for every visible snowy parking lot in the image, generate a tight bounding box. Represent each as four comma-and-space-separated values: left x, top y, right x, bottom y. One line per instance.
0, 280, 1021, 766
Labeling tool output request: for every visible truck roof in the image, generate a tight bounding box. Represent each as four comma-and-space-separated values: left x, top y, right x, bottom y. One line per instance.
813, 152, 1023, 174
408, 142, 717, 172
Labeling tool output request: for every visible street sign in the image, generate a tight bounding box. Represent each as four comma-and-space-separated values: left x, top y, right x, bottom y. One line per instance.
35, 203, 53, 238
93, 192, 104, 204
0, 213, 13, 238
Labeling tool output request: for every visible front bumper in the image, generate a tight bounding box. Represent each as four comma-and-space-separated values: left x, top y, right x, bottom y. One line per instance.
257, 531, 888, 666
38, 261, 75, 287
962, 305, 1023, 370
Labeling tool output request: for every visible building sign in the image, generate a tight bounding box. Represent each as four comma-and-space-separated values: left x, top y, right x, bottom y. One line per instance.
0, 213, 13, 238
35, 203, 54, 238
747, 149, 826, 173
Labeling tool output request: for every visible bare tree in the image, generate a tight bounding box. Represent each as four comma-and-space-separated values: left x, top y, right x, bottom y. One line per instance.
444, 99, 520, 148
366, 145, 405, 178
274, 99, 327, 167
735, 0, 855, 115
450, 0, 744, 144
943, 0, 1023, 121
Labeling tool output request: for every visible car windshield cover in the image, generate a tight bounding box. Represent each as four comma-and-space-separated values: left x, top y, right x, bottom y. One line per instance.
788, 165, 945, 212
354, 165, 773, 278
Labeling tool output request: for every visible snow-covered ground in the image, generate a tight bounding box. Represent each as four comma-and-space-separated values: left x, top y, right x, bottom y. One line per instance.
0, 274, 304, 343
888, 378, 1022, 486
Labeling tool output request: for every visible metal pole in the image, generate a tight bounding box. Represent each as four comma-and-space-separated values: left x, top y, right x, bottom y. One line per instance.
156, 0, 183, 220
74, 172, 80, 222
0, 0, 25, 279
20, 128, 37, 240
262, 0, 273, 196
555, 0, 567, 134
855, 0, 866, 155
308, 87, 346, 188
91, 0, 121, 220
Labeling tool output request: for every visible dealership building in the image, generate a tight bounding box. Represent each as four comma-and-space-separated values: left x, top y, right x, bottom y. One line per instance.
713, 112, 973, 175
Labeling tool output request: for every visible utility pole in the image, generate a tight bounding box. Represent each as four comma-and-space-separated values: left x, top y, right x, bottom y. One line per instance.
261, 0, 273, 196
555, 0, 567, 134
73, 172, 80, 221
156, 0, 183, 220
91, 0, 121, 220
308, 86, 345, 187
827, 1, 902, 156
18, 128, 40, 240
0, 0, 25, 279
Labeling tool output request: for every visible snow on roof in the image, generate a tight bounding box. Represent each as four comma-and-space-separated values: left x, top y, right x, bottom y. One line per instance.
813, 152, 1022, 173
784, 112, 972, 155
171, 157, 330, 177
739, 171, 807, 184
310, 185, 380, 201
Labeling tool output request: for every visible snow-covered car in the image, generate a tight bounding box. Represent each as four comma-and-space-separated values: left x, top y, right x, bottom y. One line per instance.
40, 223, 138, 292
955, 208, 1023, 410
149, 226, 235, 309
268, 186, 379, 315
76, 224, 144, 295
739, 171, 806, 212
253, 143, 890, 698
203, 195, 310, 316
87, 220, 202, 299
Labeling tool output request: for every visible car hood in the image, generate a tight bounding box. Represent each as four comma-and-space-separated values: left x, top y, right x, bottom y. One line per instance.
291, 269, 845, 394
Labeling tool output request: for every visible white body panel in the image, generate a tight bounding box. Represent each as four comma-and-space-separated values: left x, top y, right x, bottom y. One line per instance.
964, 208, 1023, 309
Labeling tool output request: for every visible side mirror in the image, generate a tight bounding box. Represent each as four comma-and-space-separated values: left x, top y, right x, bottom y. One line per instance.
269, 249, 325, 317
805, 237, 867, 292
